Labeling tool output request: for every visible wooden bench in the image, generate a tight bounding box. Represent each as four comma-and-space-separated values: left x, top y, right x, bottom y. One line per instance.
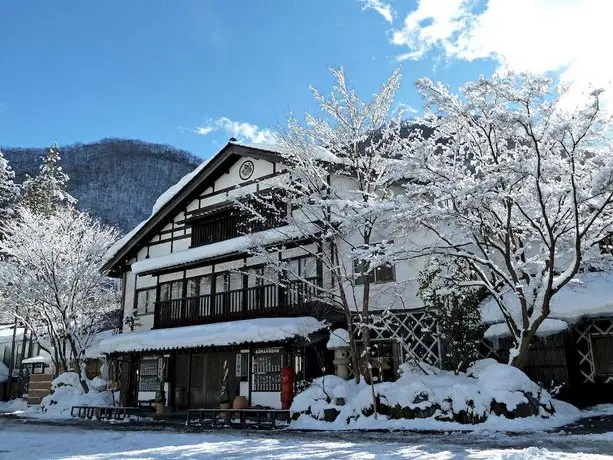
70, 405, 141, 421
186, 408, 290, 429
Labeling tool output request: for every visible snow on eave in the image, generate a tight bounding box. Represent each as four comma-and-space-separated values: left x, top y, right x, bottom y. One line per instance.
131, 223, 320, 275
101, 142, 284, 274
484, 319, 569, 339
95, 316, 327, 354
480, 271, 613, 325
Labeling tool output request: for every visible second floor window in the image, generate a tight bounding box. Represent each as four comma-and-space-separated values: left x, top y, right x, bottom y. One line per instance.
135, 288, 156, 314
353, 244, 396, 285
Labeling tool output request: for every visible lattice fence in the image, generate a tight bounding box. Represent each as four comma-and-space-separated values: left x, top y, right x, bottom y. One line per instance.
574, 318, 613, 384
366, 309, 442, 367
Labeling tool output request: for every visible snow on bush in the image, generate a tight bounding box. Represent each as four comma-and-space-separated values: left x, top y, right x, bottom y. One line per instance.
40, 372, 114, 417
290, 360, 561, 430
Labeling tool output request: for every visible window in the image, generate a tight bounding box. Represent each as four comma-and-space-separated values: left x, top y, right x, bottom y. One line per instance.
592, 335, 613, 375
135, 288, 156, 314
353, 259, 395, 285
138, 357, 159, 391
284, 256, 318, 281
159, 281, 183, 301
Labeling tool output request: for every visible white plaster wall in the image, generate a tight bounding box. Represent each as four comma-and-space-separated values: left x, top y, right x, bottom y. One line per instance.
135, 275, 156, 289
122, 268, 136, 332
149, 242, 172, 258
251, 392, 281, 409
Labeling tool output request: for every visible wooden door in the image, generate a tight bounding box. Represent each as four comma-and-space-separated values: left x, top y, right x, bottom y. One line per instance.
189, 354, 206, 408
202, 352, 237, 408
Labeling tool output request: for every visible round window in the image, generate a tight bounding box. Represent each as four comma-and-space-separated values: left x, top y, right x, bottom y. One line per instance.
239, 160, 255, 180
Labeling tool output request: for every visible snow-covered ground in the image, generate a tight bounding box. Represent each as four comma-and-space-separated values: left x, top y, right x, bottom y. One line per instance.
0, 418, 612, 459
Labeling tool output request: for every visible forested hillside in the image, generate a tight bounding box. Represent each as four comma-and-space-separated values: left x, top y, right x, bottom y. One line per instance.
2, 138, 202, 232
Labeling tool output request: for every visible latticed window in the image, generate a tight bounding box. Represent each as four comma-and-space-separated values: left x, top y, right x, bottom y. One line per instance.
135, 288, 156, 314
252, 348, 282, 391
139, 357, 159, 391
592, 335, 613, 375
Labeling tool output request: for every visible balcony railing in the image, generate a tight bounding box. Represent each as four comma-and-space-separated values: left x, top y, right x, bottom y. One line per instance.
153, 278, 321, 329
191, 210, 286, 248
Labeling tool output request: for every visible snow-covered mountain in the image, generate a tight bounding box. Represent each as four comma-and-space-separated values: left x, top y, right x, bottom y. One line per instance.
2, 138, 202, 233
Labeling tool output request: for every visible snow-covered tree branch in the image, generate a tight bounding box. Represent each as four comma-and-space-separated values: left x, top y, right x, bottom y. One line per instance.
236, 68, 408, 399
0, 207, 119, 391
398, 74, 613, 369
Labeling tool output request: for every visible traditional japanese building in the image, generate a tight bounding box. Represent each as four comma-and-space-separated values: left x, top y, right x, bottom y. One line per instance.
100, 141, 349, 410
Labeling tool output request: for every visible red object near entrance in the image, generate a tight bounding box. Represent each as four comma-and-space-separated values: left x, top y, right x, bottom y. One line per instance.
280, 367, 294, 409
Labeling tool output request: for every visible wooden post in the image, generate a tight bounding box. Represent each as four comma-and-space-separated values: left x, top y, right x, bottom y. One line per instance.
186, 351, 192, 409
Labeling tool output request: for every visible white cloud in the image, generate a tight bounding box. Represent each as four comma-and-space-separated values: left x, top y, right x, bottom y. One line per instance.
360, 0, 395, 23
194, 117, 277, 144
391, 0, 613, 106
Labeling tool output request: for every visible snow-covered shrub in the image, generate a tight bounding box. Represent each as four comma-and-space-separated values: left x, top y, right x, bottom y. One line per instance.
290, 359, 557, 428
89, 377, 108, 392
419, 257, 485, 373
40, 372, 114, 417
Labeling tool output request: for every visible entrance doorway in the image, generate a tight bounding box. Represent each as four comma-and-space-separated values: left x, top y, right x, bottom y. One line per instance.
174, 352, 237, 409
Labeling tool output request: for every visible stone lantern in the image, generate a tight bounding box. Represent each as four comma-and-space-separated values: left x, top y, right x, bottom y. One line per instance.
327, 328, 351, 379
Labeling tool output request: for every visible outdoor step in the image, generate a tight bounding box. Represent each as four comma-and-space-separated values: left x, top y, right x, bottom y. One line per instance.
28, 389, 50, 397
29, 381, 52, 388
29, 374, 53, 382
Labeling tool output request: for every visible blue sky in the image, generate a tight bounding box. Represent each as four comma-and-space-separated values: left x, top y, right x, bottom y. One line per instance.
0, 0, 601, 159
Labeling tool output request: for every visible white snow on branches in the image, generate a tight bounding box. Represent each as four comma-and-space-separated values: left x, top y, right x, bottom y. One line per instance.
397, 73, 613, 366
0, 207, 119, 375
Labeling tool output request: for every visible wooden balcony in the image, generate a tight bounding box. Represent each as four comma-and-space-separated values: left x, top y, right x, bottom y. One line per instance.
191, 209, 286, 248
153, 278, 322, 329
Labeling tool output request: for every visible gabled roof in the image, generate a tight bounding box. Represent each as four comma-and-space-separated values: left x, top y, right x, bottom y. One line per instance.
102, 141, 284, 275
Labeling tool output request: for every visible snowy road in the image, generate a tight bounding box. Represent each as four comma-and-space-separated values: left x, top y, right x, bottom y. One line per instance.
1, 418, 613, 459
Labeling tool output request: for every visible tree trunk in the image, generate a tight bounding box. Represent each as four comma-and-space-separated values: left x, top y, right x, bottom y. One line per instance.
509, 331, 533, 370
361, 278, 378, 419
75, 358, 90, 394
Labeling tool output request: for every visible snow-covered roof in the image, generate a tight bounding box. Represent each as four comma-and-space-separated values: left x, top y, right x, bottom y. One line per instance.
484, 318, 569, 339
480, 271, 613, 338
0, 326, 24, 344
131, 223, 320, 275
102, 141, 284, 272
84, 330, 118, 359
22, 352, 53, 365
94, 316, 327, 354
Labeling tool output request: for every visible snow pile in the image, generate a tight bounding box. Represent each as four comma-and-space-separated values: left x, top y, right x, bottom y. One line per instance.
0, 361, 8, 383
0, 398, 27, 414
95, 316, 327, 354
40, 372, 114, 418
290, 359, 573, 431
481, 272, 613, 337
327, 328, 350, 349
